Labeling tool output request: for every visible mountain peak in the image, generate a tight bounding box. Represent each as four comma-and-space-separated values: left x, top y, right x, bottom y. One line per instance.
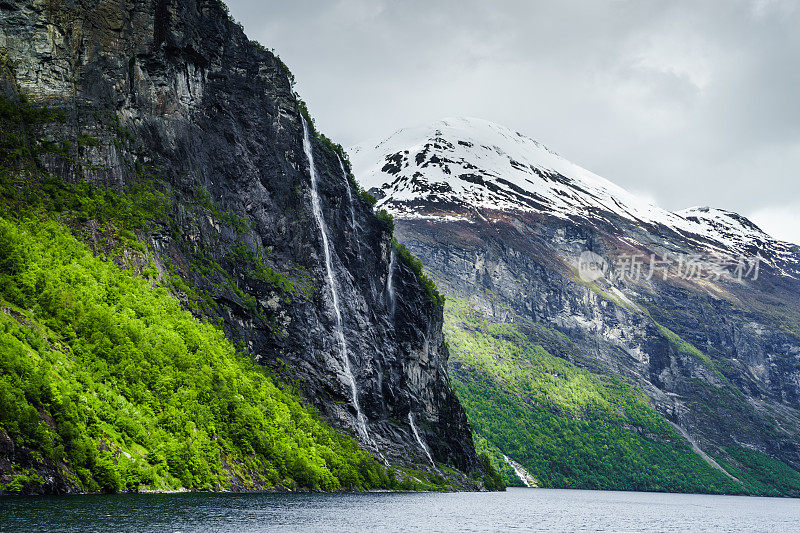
349, 116, 662, 223
677, 206, 767, 238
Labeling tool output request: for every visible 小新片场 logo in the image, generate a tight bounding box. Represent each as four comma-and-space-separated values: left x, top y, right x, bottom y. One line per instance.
578, 251, 609, 282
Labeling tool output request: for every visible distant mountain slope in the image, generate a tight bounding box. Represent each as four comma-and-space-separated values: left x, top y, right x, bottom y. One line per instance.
349, 117, 800, 494
351, 117, 670, 222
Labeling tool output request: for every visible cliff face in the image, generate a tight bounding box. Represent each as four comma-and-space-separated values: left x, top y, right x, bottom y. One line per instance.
398, 214, 800, 470
0, 0, 477, 475
350, 117, 800, 492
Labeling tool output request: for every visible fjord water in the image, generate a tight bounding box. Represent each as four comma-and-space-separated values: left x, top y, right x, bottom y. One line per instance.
4, 488, 800, 532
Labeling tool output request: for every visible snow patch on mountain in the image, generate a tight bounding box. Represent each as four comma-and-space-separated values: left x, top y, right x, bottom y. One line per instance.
678, 207, 768, 246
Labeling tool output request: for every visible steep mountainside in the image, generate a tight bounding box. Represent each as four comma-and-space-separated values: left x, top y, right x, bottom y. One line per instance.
0, 0, 486, 492
350, 117, 800, 494
0, 215, 391, 494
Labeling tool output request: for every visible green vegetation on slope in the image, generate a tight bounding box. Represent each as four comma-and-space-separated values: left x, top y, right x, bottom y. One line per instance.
476, 451, 505, 491
392, 238, 445, 310
714, 447, 800, 497
444, 298, 749, 494
472, 434, 520, 486
0, 215, 391, 493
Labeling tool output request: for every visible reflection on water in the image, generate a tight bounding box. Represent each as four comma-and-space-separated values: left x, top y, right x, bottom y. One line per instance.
3, 487, 800, 532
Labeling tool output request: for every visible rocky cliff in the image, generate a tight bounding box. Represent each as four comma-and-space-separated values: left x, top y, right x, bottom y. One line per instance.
350, 117, 800, 493
0, 0, 478, 480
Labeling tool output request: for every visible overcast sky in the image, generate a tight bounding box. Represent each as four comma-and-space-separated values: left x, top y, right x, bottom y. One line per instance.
227, 0, 800, 244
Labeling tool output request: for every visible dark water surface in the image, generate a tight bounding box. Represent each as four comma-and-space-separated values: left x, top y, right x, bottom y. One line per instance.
3, 487, 799, 532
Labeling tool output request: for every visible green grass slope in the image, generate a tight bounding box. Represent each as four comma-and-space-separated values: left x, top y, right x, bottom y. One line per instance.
444, 298, 800, 495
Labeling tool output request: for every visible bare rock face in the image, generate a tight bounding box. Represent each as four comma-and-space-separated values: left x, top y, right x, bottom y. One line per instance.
0, 0, 479, 484
396, 215, 800, 469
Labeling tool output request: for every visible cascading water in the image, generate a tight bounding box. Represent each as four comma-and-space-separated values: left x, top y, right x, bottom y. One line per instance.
337, 156, 361, 244
387, 249, 396, 315
503, 454, 535, 487
301, 118, 370, 443
408, 412, 434, 466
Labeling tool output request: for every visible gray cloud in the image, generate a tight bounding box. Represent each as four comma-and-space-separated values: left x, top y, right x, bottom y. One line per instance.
226, 0, 800, 243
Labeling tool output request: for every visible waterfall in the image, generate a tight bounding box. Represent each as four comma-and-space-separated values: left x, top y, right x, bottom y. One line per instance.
337, 156, 361, 259
387, 249, 396, 315
301, 118, 370, 443
408, 412, 434, 466
502, 454, 536, 487
337, 157, 361, 239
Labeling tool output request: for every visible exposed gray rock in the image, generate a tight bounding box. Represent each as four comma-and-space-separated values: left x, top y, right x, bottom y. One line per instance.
395, 213, 800, 471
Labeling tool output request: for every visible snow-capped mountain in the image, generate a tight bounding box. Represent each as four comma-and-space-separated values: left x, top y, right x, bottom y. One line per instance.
349, 117, 800, 488
350, 117, 673, 223
349, 117, 799, 276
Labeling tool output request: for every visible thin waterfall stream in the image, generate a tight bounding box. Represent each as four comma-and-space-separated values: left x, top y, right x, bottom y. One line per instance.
387, 249, 396, 315
337, 157, 361, 243
408, 412, 434, 466
502, 454, 536, 487
301, 118, 370, 443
